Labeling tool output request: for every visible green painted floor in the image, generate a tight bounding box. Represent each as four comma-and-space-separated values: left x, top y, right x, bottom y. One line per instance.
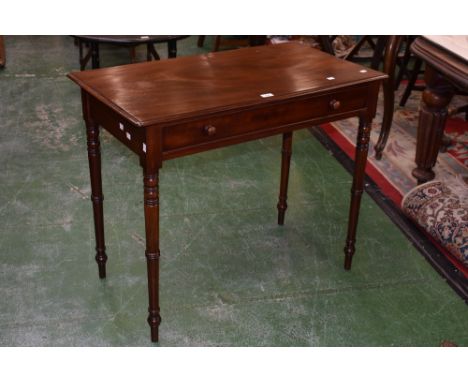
0, 36, 466, 346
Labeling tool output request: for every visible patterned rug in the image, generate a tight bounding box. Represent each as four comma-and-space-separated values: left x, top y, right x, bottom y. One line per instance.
320, 84, 468, 277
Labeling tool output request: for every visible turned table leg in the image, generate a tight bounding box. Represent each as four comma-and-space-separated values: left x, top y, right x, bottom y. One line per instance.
412, 65, 455, 184
277, 132, 293, 225
344, 116, 372, 270
85, 120, 107, 278
143, 168, 162, 342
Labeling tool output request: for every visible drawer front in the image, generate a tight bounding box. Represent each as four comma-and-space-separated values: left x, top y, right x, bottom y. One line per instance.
163, 86, 369, 152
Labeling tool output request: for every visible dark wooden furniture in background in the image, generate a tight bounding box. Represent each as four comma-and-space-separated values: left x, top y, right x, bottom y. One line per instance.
402, 61, 468, 122
73, 35, 189, 70
372, 36, 404, 159
197, 35, 267, 51
69, 43, 386, 342
0, 36, 5, 68
410, 36, 468, 184
318, 36, 406, 160
398, 45, 468, 154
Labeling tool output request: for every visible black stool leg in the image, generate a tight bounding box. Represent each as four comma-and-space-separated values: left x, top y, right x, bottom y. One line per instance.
400, 57, 423, 107
395, 36, 415, 89
91, 42, 100, 69
168, 40, 177, 58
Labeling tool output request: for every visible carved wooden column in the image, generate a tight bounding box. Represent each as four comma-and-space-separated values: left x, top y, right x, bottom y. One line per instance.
411, 65, 455, 184
84, 111, 107, 279
143, 168, 162, 342
277, 132, 293, 225
344, 116, 372, 270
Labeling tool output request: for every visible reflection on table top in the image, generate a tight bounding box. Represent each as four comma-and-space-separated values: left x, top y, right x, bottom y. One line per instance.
424, 35, 468, 62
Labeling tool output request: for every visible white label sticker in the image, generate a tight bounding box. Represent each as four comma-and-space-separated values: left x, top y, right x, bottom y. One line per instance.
126, 132, 131, 140
359, 69, 368, 73
326, 76, 335, 80
119, 123, 124, 131
260, 93, 274, 98
143, 143, 147, 153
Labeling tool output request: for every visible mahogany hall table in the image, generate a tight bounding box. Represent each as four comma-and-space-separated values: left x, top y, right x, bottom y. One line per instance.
68, 43, 386, 342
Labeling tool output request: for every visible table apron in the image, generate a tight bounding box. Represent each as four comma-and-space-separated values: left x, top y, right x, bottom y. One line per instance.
86, 82, 378, 163
162, 108, 368, 160
162, 85, 371, 150
89, 96, 146, 157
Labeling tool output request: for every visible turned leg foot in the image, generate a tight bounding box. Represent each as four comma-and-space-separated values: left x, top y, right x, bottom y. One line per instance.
143, 169, 162, 342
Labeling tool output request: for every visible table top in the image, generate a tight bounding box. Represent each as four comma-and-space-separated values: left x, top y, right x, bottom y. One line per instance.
68, 42, 386, 127
73, 35, 189, 45
423, 35, 468, 62
412, 37, 468, 89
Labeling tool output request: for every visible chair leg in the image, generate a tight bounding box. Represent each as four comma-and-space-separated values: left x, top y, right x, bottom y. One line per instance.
374, 35, 403, 160
370, 36, 388, 70
395, 36, 414, 89
344, 36, 369, 61
400, 57, 423, 107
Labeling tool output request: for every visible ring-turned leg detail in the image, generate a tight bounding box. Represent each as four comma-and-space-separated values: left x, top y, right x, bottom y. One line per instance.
143, 170, 162, 342
277, 132, 293, 225
344, 117, 372, 270
85, 121, 107, 279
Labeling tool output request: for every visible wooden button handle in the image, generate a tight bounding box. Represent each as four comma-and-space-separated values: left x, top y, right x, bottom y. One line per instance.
330, 99, 341, 110
204, 125, 217, 136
